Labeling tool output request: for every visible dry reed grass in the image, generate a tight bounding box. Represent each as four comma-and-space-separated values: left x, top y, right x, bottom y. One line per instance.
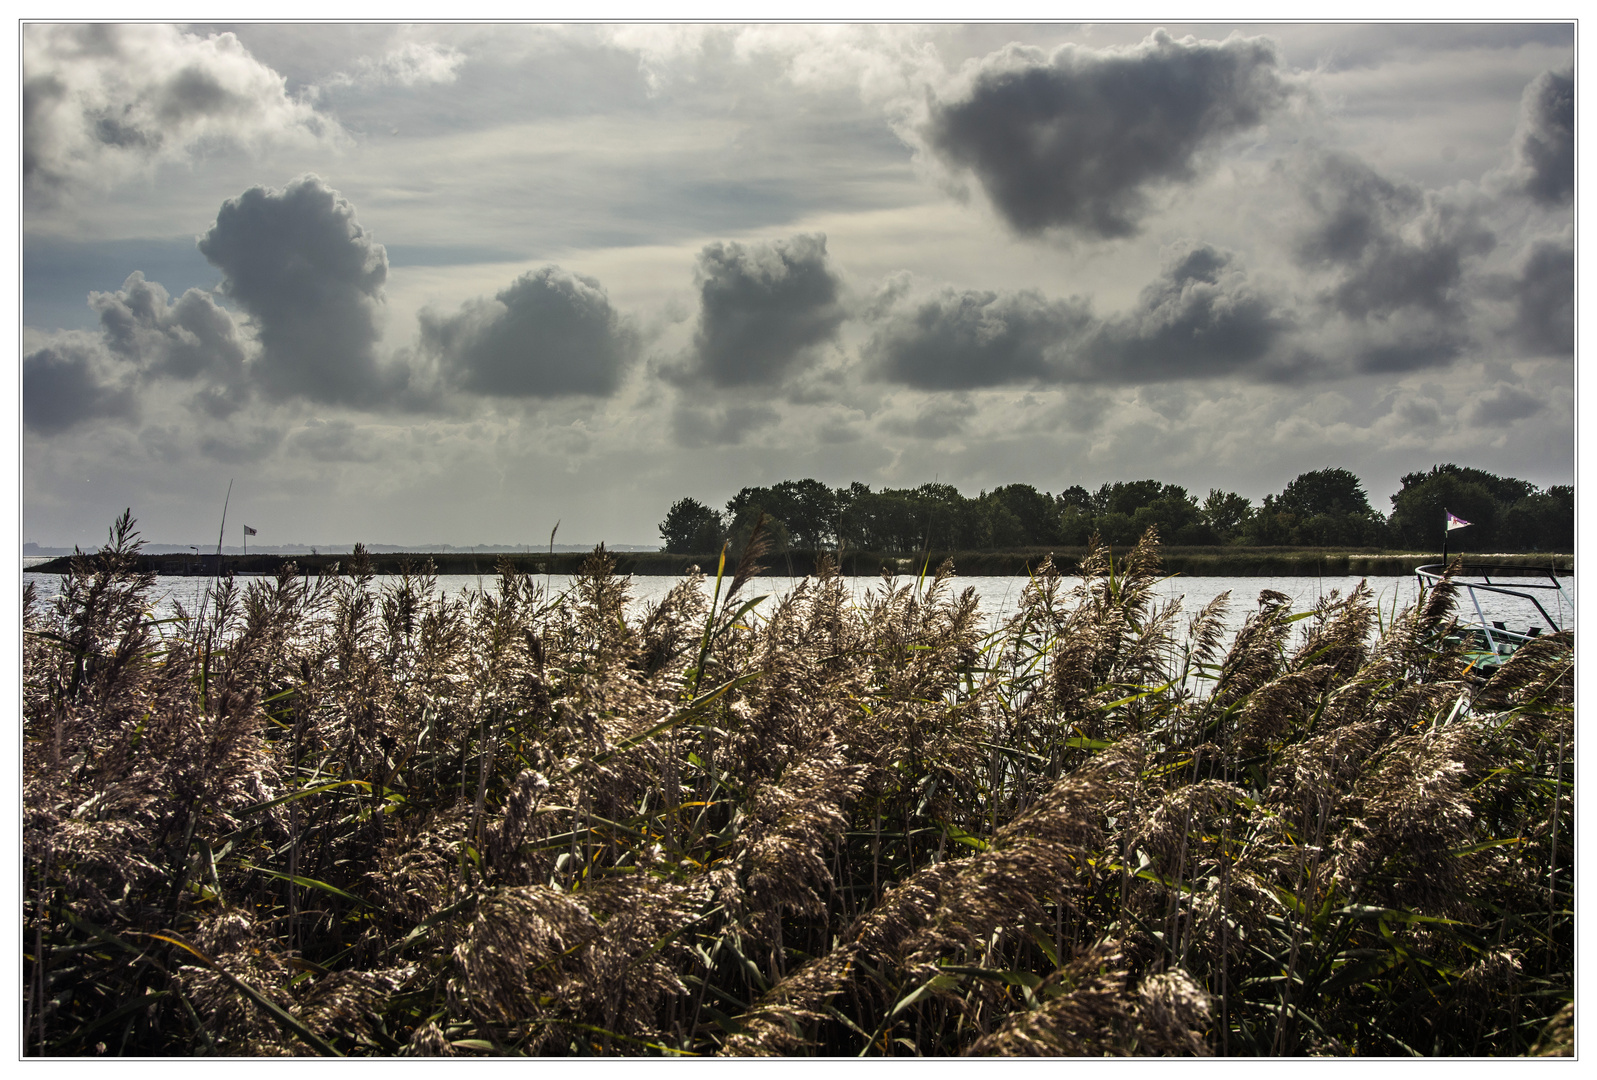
22, 511, 1573, 1056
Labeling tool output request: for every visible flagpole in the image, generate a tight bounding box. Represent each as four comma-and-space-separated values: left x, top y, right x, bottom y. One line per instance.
1442, 508, 1447, 566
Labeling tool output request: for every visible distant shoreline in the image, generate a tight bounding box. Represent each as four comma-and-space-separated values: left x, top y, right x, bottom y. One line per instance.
23, 547, 1574, 579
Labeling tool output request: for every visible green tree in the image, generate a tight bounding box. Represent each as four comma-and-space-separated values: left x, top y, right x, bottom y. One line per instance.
1057, 505, 1095, 545
1388, 468, 1503, 549
1275, 468, 1374, 517
1256, 469, 1387, 547
659, 498, 726, 554
725, 504, 791, 560
988, 483, 1060, 545
769, 478, 839, 549
1097, 479, 1169, 517
982, 500, 1028, 548
1499, 485, 1574, 551
1056, 484, 1097, 514
1202, 489, 1254, 541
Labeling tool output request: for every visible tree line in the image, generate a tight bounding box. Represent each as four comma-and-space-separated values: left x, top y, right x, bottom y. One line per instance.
659, 465, 1573, 556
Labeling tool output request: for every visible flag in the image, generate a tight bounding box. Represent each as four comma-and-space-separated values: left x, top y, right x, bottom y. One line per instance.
1444, 511, 1470, 531
243, 525, 258, 536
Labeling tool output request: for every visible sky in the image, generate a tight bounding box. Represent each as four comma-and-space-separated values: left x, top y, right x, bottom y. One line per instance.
16, 17, 1578, 549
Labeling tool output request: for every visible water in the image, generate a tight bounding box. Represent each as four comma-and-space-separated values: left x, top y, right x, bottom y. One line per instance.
22, 564, 1573, 642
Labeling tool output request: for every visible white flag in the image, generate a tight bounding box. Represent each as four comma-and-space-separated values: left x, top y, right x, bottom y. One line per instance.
1444, 511, 1470, 531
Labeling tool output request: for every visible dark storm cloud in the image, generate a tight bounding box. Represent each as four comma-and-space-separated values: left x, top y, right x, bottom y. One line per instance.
23, 342, 139, 435
1295, 153, 1494, 319
683, 234, 845, 387
90, 271, 248, 383
1078, 242, 1287, 381
1464, 383, 1544, 428
866, 242, 1285, 388
1503, 239, 1573, 357
926, 30, 1290, 238
1505, 69, 1573, 206
420, 266, 637, 397
198, 174, 403, 406
1356, 336, 1464, 375
864, 288, 1092, 389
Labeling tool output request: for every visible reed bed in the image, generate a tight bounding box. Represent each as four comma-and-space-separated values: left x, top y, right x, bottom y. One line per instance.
23, 511, 1573, 1056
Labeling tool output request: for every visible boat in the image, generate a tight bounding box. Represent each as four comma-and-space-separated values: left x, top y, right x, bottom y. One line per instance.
1415, 562, 1574, 677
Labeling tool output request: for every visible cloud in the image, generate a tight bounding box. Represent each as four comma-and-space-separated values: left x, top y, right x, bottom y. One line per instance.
1501, 69, 1573, 206
670, 401, 781, 448
924, 29, 1290, 238
90, 271, 248, 387
198, 175, 403, 407
1392, 395, 1443, 428
420, 266, 638, 397
881, 396, 978, 439
288, 418, 378, 462
864, 286, 1091, 389
1354, 336, 1464, 376
1079, 241, 1287, 381
23, 340, 139, 435
22, 24, 330, 197
1463, 383, 1543, 428
1294, 152, 1495, 321
866, 241, 1285, 388
323, 40, 466, 90
198, 425, 284, 464
1503, 239, 1573, 356
680, 234, 845, 387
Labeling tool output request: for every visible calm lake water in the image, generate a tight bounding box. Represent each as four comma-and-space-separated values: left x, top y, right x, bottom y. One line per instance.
23, 562, 1574, 642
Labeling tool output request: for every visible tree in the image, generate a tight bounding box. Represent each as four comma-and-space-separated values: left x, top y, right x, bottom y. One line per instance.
1097, 479, 1168, 517
1202, 489, 1254, 541
989, 483, 1060, 545
1396, 464, 1534, 508
769, 479, 840, 549
1501, 486, 1574, 551
1056, 485, 1097, 514
1253, 469, 1387, 547
1388, 469, 1502, 549
1389, 466, 1568, 552
1274, 469, 1374, 517
726, 505, 790, 560
659, 498, 725, 554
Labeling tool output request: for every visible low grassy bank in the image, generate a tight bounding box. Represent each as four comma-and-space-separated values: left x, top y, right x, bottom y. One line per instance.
25, 546, 1574, 579
22, 514, 1572, 1056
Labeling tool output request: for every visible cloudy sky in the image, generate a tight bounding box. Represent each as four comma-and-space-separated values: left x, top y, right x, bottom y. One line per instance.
19, 19, 1576, 548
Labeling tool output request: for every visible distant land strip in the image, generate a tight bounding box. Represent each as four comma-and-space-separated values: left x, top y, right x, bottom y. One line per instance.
25, 548, 1574, 579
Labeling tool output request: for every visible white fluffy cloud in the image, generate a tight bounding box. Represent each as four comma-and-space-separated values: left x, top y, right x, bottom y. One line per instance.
23, 24, 333, 198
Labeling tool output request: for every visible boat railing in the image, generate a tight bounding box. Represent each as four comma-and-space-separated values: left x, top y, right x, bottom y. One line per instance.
1415, 563, 1572, 660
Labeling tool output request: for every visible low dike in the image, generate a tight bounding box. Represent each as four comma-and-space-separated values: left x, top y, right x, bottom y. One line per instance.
27, 547, 1574, 579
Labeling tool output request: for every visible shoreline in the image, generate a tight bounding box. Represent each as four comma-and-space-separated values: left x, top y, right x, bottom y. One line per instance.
23, 547, 1575, 579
